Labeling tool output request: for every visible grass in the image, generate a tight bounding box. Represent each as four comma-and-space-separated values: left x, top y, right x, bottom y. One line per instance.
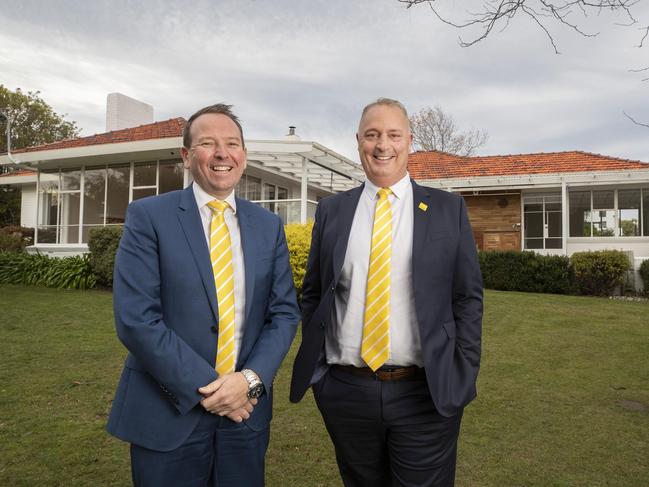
0, 285, 647, 486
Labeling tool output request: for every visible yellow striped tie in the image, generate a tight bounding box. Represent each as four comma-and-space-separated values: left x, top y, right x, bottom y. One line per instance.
208, 200, 236, 376
361, 188, 392, 371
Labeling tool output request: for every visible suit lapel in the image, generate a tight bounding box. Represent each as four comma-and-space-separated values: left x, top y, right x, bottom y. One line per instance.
236, 198, 256, 322
332, 184, 364, 283
177, 186, 219, 321
412, 180, 433, 270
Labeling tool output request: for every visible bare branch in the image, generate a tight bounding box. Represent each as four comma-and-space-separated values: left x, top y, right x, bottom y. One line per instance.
638, 25, 648, 47
623, 111, 649, 128
409, 105, 489, 156
397, 1, 644, 51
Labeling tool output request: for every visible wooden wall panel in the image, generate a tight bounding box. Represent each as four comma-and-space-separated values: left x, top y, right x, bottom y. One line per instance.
461, 192, 522, 251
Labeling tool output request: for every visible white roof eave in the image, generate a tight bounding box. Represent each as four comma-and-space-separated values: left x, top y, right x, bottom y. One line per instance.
418, 168, 649, 190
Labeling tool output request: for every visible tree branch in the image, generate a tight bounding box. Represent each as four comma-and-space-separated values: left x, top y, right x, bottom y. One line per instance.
623, 111, 649, 128
397, 1, 643, 51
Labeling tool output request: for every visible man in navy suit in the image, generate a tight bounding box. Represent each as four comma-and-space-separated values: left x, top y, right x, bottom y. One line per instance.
107, 104, 299, 487
290, 98, 483, 486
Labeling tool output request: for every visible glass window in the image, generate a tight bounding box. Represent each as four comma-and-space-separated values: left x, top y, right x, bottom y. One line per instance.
569, 191, 591, 237
107, 165, 130, 224
592, 190, 614, 209
133, 187, 157, 201
59, 192, 80, 243
134, 161, 157, 187
159, 160, 184, 194
247, 176, 261, 200
524, 212, 543, 240
264, 183, 276, 212
523, 194, 562, 250
61, 169, 81, 190
618, 189, 641, 237
83, 166, 106, 226
591, 210, 616, 237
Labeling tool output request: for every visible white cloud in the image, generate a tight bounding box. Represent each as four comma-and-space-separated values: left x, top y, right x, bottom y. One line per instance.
1, 0, 647, 161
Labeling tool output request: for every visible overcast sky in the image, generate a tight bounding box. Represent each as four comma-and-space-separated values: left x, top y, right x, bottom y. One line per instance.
1, 0, 647, 162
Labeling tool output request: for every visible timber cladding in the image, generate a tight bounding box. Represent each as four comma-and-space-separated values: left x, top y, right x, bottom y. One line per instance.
461, 192, 522, 251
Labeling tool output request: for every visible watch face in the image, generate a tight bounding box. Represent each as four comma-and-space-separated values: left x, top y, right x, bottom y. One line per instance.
248, 383, 264, 399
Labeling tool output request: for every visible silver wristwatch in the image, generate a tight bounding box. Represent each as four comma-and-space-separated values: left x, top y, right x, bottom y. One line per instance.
241, 369, 265, 399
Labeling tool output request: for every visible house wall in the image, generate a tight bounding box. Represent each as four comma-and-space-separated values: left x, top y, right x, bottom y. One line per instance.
20, 184, 37, 228
462, 192, 522, 251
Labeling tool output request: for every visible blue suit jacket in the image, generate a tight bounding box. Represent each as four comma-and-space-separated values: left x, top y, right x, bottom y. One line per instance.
289, 180, 483, 417
107, 185, 299, 452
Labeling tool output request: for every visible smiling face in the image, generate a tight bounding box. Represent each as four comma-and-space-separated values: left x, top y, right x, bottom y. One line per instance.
181, 113, 247, 199
356, 104, 413, 188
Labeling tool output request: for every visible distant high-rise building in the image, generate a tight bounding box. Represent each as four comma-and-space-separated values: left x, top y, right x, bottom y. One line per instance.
106, 93, 154, 131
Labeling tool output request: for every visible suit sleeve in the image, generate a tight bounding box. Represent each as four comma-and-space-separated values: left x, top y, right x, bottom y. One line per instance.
452, 197, 483, 370
240, 217, 300, 389
113, 202, 217, 415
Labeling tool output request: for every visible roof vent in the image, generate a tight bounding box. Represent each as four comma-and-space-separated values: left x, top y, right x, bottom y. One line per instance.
285, 125, 301, 141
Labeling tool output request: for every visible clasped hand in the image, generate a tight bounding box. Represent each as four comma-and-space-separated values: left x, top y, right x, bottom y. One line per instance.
198, 372, 257, 422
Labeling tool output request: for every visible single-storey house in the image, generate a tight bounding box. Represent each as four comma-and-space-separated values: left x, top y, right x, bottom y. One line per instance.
409, 150, 649, 289
0, 118, 364, 255
2, 120, 648, 289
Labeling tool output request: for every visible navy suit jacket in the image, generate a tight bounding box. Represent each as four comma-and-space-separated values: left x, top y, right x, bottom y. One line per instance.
107, 185, 299, 452
289, 180, 483, 417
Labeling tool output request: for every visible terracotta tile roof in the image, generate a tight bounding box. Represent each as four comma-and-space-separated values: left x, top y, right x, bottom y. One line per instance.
12, 118, 186, 154
408, 150, 649, 179
0, 168, 36, 177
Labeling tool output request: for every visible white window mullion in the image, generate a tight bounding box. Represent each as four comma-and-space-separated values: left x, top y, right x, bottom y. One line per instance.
79, 167, 85, 244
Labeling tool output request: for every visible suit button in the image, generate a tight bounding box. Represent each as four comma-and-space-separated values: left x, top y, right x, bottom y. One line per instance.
210, 326, 218, 334
330, 286, 335, 294
320, 322, 326, 329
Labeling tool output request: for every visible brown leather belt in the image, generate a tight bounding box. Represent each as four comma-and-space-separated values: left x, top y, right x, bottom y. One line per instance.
332, 364, 425, 381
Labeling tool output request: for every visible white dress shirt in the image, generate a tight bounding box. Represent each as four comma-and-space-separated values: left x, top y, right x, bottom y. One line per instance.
192, 183, 246, 365
326, 173, 423, 367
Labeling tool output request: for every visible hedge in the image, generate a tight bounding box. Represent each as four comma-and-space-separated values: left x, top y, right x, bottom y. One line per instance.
570, 250, 630, 296
0, 251, 96, 290
88, 226, 123, 287
0, 226, 33, 252
639, 259, 649, 294
3, 220, 640, 299
284, 222, 313, 300
478, 250, 572, 295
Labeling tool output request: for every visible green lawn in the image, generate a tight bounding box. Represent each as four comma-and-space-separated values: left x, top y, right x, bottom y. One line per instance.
0, 285, 647, 486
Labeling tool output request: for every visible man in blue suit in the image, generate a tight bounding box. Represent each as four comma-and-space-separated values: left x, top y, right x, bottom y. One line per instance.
290, 98, 483, 486
107, 104, 299, 487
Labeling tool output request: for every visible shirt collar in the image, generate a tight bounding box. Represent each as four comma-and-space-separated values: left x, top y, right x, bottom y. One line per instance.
192, 182, 238, 214
364, 172, 410, 201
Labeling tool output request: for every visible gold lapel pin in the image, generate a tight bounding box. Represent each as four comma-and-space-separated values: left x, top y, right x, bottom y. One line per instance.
418, 202, 428, 212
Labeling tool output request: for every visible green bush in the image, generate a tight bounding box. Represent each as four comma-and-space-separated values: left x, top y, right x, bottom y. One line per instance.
638, 259, 649, 295
570, 250, 630, 296
0, 228, 27, 252
284, 222, 313, 300
88, 226, 123, 287
478, 250, 572, 294
0, 251, 96, 289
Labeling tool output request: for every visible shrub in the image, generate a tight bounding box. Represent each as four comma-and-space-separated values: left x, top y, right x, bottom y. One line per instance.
88, 226, 123, 287
570, 250, 630, 296
0, 226, 34, 249
284, 222, 313, 300
638, 259, 649, 295
479, 250, 572, 294
0, 228, 27, 252
0, 251, 96, 289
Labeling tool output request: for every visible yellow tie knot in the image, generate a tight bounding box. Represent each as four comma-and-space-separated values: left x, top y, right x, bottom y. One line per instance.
377, 188, 392, 200
208, 200, 230, 213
